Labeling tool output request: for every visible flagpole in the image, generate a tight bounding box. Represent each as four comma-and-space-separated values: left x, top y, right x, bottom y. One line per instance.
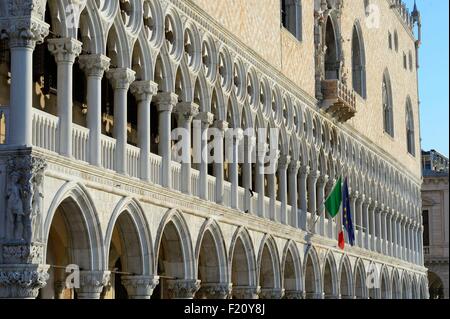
308, 176, 342, 233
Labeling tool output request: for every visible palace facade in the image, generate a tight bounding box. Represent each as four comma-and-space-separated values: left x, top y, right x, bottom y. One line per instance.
0, 0, 428, 299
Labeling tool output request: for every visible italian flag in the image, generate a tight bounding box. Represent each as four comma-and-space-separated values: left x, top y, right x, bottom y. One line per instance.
324, 177, 345, 249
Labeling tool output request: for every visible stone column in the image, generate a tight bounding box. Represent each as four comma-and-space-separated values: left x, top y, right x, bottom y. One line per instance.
370, 202, 377, 251
106, 68, 136, 175
121, 275, 159, 299
393, 212, 399, 258
5, 18, 49, 147
213, 120, 228, 204
412, 223, 418, 264
227, 129, 243, 209
167, 279, 201, 299
130, 81, 158, 182
232, 286, 261, 299
298, 165, 310, 230
196, 112, 214, 199
288, 160, 301, 228
256, 142, 267, 219
402, 215, 408, 261
407, 220, 412, 262
363, 198, 371, 250
357, 195, 364, 247
316, 175, 329, 237
154, 92, 178, 188
196, 283, 232, 299
175, 102, 199, 195
278, 155, 290, 225
79, 54, 111, 166
267, 152, 280, 222
243, 136, 256, 214
47, 38, 82, 157
76, 271, 111, 299
397, 214, 403, 259
308, 170, 319, 233
350, 192, 359, 246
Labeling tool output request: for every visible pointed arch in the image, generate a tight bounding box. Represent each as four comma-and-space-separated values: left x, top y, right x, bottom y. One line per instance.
382, 69, 394, 137
351, 20, 367, 98
281, 241, 303, 295
229, 227, 258, 288
338, 255, 353, 298
195, 219, 229, 283
44, 181, 104, 270
322, 251, 339, 298
257, 235, 283, 298
303, 245, 322, 299
154, 209, 196, 280
105, 197, 154, 276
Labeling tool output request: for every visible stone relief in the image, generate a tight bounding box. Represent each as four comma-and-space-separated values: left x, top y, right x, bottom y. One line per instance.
4, 155, 47, 245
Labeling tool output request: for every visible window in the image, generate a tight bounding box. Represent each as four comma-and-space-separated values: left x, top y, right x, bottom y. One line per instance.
394, 30, 399, 52
406, 98, 415, 156
403, 53, 407, 69
324, 17, 338, 80
423, 210, 429, 246
409, 51, 413, 71
388, 32, 393, 50
382, 71, 394, 136
281, 0, 302, 41
352, 23, 366, 98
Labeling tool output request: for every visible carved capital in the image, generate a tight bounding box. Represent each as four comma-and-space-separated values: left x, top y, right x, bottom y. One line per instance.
259, 288, 285, 299
167, 279, 201, 299
213, 120, 229, 132
284, 290, 304, 299
154, 92, 178, 112
299, 165, 310, 177
2, 242, 44, 264
288, 160, 301, 174
121, 275, 159, 299
175, 102, 200, 124
1, 17, 49, 49
106, 68, 136, 90
47, 37, 82, 64
79, 54, 110, 78
130, 80, 158, 102
196, 283, 233, 299
232, 286, 261, 299
76, 271, 111, 299
195, 111, 215, 126
278, 155, 291, 170
225, 128, 244, 143
0, 264, 49, 298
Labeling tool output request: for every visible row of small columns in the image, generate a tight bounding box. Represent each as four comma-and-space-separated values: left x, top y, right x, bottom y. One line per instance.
6, 31, 424, 266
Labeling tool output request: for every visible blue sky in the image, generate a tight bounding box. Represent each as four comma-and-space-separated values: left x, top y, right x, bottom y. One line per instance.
404, 0, 449, 156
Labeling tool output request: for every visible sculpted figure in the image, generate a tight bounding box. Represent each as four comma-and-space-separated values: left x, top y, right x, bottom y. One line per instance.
6, 171, 24, 241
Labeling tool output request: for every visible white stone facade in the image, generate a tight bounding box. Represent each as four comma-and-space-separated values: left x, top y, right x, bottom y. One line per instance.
0, 0, 428, 299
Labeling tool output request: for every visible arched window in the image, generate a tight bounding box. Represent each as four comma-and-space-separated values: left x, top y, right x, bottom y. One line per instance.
406, 98, 415, 156
281, 0, 302, 41
388, 32, 393, 50
352, 23, 366, 98
394, 30, 399, 52
325, 17, 338, 80
382, 71, 394, 137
